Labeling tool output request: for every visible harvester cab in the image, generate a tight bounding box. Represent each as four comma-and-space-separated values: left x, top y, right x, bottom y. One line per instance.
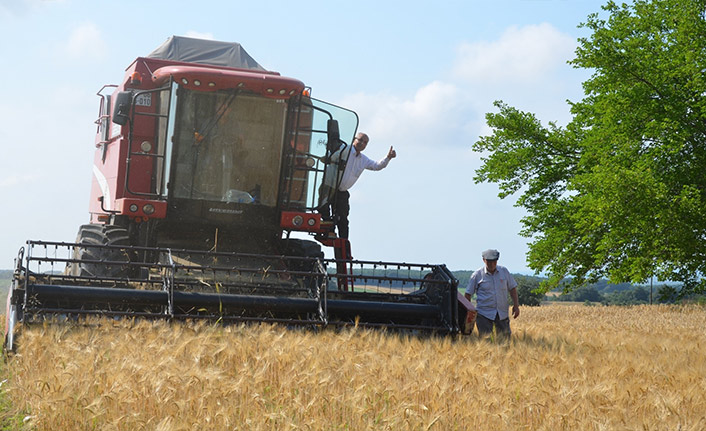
4, 37, 475, 351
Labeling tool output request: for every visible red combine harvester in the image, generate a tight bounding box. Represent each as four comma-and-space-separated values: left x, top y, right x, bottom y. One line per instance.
4, 37, 475, 350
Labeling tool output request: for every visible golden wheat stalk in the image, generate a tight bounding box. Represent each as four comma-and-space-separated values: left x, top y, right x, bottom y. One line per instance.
2, 305, 705, 430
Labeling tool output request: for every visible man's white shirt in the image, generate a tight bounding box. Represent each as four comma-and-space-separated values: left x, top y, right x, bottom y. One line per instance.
338, 148, 391, 191
465, 265, 518, 320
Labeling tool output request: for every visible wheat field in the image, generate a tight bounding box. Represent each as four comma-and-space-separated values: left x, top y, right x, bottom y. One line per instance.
2, 305, 705, 430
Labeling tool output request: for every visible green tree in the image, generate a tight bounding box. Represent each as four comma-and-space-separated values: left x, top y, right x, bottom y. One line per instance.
602, 286, 650, 305
473, 0, 706, 295
557, 285, 604, 303
657, 284, 680, 303
515, 275, 545, 306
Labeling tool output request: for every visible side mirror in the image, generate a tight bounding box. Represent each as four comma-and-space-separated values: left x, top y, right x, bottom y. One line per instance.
112, 91, 133, 126
326, 119, 340, 152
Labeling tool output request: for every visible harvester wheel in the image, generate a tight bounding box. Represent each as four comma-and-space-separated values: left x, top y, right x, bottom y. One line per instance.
69, 224, 138, 279
281, 239, 325, 299
281, 239, 324, 268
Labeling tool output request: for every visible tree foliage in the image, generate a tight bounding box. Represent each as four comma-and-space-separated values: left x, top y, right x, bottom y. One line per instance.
515, 275, 545, 306
556, 285, 604, 303
473, 0, 706, 294
602, 286, 651, 305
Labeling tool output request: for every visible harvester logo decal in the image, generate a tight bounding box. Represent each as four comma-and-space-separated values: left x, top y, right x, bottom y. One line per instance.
209, 208, 244, 215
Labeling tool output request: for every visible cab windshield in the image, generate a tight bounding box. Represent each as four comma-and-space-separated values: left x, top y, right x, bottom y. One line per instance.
169, 87, 287, 206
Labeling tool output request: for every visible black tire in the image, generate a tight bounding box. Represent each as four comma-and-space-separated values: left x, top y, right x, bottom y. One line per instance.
282, 239, 323, 259
69, 224, 138, 278
280, 239, 325, 300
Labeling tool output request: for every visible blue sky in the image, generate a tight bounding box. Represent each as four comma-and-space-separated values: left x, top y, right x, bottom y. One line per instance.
0, 0, 603, 273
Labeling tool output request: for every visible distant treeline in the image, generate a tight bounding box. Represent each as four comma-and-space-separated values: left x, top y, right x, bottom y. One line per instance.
454, 270, 704, 306
547, 283, 695, 305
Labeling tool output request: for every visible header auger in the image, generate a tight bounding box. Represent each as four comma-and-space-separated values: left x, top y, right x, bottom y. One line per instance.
4, 37, 475, 350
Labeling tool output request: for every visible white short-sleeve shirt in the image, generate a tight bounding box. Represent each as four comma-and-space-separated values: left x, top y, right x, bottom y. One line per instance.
465, 265, 518, 320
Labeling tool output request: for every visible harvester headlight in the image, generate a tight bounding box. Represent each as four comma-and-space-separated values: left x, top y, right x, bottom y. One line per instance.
140, 141, 152, 152
279, 89, 286, 95
129, 204, 138, 212
305, 158, 315, 168
307, 217, 316, 226
266, 88, 274, 94
194, 80, 201, 86
181, 78, 189, 85
208, 82, 216, 87
292, 215, 303, 226
143, 204, 155, 215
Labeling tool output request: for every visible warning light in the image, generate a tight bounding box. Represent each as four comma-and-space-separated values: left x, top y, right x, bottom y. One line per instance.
130, 72, 142, 86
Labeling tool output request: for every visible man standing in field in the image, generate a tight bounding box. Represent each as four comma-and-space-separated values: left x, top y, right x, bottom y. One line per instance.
464, 249, 520, 337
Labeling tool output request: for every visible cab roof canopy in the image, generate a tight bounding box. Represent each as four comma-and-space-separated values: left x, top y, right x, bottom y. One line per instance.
147, 36, 267, 71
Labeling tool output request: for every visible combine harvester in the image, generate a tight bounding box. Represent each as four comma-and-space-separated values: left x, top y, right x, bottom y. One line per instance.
4, 37, 475, 350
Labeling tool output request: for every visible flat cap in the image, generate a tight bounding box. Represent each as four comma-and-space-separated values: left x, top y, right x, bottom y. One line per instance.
482, 249, 500, 260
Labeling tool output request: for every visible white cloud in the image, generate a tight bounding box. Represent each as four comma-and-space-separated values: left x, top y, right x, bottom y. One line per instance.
339, 81, 476, 148
65, 22, 107, 60
400, 81, 461, 124
338, 24, 581, 154
0, 173, 39, 188
184, 31, 214, 40
453, 23, 576, 84
331, 77, 531, 270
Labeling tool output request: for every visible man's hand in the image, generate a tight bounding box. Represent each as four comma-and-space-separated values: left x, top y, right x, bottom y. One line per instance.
388, 146, 397, 159
512, 305, 520, 319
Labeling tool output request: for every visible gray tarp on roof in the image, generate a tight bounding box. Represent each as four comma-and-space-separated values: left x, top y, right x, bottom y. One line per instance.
147, 36, 267, 71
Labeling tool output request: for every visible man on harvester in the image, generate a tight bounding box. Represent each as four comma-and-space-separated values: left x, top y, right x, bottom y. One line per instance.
319, 132, 396, 239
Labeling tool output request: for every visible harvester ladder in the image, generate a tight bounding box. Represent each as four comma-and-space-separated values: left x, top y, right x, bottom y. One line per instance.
124, 84, 173, 199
